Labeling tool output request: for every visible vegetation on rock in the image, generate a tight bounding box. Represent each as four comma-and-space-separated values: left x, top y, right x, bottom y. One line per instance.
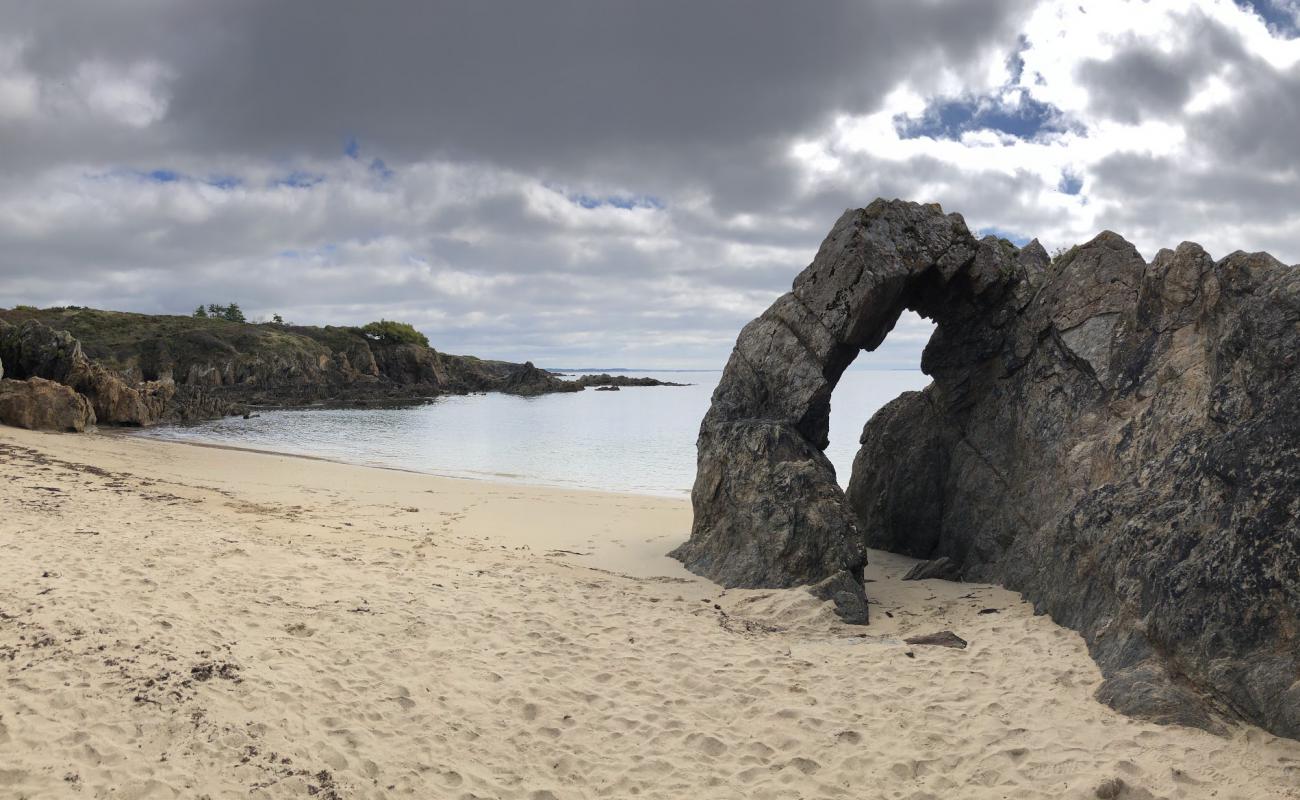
358, 319, 430, 347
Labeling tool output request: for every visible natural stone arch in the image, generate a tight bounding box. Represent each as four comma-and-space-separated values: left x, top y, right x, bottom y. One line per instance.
670, 199, 1031, 620
672, 198, 1300, 740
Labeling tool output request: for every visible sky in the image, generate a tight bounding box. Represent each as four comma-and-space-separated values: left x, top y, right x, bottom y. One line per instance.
1, 0, 1298, 369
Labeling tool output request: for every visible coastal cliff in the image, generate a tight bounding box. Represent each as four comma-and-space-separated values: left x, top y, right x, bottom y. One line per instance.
673, 199, 1300, 740
0, 307, 581, 426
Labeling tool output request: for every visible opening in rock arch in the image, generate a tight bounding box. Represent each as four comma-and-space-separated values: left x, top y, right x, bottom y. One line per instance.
824, 311, 934, 488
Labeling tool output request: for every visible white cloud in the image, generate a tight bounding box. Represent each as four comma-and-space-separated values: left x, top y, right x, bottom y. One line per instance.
0, 40, 39, 121
70, 60, 171, 128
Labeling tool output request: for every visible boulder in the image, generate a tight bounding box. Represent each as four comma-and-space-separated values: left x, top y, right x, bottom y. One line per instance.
674, 199, 1300, 740
807, 571, 870, 624
901, 557, 960, 582
0, 377, 96, 432
903, 631, 968, 649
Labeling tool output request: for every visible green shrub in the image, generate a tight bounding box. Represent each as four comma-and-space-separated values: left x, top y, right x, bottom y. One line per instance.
359, 319, 429, 347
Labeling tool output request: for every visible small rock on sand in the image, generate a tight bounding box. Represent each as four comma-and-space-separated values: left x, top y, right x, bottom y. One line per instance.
903, 631, 967, 649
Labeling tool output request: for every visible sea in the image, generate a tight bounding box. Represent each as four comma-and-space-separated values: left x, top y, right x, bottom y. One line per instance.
132, 369, 931, 497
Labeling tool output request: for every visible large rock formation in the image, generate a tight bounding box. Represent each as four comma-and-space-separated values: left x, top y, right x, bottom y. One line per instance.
673, 199, 1300, 740
0, 377, 96, 432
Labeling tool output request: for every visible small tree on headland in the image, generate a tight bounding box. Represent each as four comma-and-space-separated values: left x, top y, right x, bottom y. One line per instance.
271, 313, 285, 325
196, 303, 247, 322
359, 319, 429, 347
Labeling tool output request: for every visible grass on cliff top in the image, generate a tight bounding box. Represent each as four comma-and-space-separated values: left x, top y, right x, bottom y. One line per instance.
0, 306, 368, 375
0, 305, 524, 376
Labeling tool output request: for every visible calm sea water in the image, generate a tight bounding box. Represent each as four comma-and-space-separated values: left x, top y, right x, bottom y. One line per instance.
133, 370, 931, 497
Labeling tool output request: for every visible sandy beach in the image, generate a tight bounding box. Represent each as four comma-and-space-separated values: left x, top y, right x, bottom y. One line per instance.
1, 426, 1297, 800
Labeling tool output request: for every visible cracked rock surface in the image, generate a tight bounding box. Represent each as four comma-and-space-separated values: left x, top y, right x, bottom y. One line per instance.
673, 198, 1300, 740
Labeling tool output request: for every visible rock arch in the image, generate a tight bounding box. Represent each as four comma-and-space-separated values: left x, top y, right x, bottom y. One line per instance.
670, 199, 1034, 619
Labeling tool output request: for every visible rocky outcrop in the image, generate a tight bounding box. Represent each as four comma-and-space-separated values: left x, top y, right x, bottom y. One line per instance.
496, 362, 582, 397
674, 199, 1300, 740
0, 377, 96, 432
0, 319, 171, 425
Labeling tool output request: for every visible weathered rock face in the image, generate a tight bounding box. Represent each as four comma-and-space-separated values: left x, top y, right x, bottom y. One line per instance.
0, 377, 96, 432
850, 224, 1300, 738
675, 198, 1300, 740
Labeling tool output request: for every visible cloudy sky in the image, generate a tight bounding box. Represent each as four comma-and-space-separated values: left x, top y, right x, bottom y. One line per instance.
2, 0, 1298, 368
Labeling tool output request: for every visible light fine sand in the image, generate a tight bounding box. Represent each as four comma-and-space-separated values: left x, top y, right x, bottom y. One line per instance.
1, 426, 1297, 799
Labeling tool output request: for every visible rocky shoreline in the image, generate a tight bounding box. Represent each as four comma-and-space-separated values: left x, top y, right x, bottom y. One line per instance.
0, 309, 680, 430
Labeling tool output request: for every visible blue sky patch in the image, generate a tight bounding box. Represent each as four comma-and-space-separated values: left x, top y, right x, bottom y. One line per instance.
206, 175, 242, 190
1007, 35, 1028, 83
1235, 1, 1300, 37
1058, 172, 1083, 195
369, 158, 394, 180
344, 136, 361, 159
895, 92, 1073, 141
146, 169, 181, 183
979, 227, 1030, 247
571, 193, 663, 210
274, 171, 325, 189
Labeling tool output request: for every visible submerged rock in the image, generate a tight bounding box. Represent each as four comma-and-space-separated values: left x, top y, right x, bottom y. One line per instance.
674, 198, 1300, 740
573, 373, 687, 388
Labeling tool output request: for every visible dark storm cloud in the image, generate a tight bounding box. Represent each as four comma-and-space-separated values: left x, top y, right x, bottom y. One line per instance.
164, 1, 1030, 169
1077, 47, 1197, 123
